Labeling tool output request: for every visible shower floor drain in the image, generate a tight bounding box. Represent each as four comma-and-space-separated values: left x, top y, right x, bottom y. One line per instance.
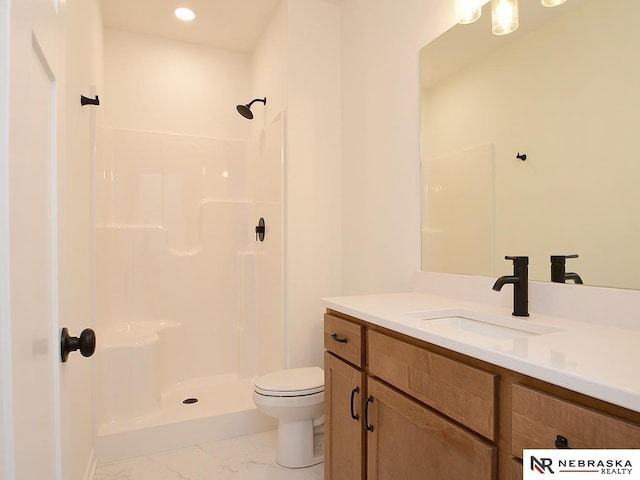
182, 398, 198, 404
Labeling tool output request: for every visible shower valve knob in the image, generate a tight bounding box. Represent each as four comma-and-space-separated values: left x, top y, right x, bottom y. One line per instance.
255, 217, 265, 242
60, 327, 96, 362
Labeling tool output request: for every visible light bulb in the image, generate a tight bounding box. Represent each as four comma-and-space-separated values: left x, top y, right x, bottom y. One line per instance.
491, 0, 519, 35
174, 7, 196, 22
456, 0, 482, 24
541, 0, 567, 6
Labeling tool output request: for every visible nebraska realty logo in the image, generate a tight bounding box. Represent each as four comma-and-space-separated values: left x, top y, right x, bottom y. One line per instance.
524, 450, 640, 479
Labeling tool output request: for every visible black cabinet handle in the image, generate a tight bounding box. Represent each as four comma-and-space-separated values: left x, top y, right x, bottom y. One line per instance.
350, 387, 360, 420
331, 333, 348, 344
555, 435, 571, 449
365, 395, 375, 431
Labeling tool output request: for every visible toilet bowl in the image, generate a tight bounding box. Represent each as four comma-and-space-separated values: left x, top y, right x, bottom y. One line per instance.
253, 367, 325, 468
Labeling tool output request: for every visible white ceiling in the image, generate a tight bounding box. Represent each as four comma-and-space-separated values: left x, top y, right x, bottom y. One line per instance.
101, 0, 282, 53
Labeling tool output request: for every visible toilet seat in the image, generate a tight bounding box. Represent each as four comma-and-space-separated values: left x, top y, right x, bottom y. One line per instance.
254, 366, 324, 397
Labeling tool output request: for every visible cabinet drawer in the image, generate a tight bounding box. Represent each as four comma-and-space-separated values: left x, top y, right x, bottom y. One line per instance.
512, 384, 640, 457
324, 314, 364, 367
368, 330, 498, 440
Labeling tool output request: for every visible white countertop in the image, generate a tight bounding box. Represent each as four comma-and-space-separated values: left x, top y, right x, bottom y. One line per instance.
322, 291, 640, 413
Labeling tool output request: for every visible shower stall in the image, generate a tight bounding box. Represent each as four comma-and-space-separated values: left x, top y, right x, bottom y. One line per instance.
94, 108, 286, 461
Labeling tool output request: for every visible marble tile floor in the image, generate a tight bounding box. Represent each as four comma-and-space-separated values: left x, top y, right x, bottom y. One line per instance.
94, 430, 324, 480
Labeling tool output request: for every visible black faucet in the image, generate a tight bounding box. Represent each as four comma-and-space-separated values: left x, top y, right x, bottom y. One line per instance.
492, 256, 529, 317
550, 255, 583, 284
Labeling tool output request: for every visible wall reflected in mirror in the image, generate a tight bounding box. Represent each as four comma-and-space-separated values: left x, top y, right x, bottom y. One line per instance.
420, 0, 640, 290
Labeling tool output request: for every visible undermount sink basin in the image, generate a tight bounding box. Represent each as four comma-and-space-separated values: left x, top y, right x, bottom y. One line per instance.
406, 308, 562, 340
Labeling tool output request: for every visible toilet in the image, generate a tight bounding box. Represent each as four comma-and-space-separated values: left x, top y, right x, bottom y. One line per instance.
253, 366, 325, 468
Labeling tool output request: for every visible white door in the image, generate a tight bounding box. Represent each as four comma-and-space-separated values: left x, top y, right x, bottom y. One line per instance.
1, 0, 66, 479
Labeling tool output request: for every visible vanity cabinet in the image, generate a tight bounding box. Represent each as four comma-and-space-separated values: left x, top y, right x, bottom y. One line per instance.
324, 309, 640, 480
324, 312, 497, 480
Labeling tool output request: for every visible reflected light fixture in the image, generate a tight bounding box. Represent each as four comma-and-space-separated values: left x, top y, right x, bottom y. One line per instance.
491, 0, 519, 35
174, 7, 196, 22
457, 0, 568, 35
456, 0, 483, 24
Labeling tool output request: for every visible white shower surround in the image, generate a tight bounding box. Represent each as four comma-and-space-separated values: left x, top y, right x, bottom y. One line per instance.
94, 119, 285, 461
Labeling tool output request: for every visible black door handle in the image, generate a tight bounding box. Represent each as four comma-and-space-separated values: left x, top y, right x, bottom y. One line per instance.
61, 328, 96, 362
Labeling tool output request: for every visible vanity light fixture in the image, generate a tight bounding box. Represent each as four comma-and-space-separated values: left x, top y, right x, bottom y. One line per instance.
491, 0, 519, 35
455, 0, 483, 24
458, 0, 568, 35
174, 7, 196, 22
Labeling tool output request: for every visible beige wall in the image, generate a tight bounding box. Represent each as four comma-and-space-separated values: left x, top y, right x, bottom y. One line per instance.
0, 0, 9, 475
254, 0, 342, 369
252, 1, 287, 124
341, 0, 454, 295
286, 0, 342, 368
102, 29, 252, 139
63, 0, 103, 478
274, 0, 457, 367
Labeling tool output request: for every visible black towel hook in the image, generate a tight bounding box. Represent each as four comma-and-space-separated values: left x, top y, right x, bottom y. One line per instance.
80, 95, 100, 106
516, 152, 527, 161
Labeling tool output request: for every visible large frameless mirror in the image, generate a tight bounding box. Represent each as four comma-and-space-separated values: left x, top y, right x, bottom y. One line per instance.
420, 0, 640, 289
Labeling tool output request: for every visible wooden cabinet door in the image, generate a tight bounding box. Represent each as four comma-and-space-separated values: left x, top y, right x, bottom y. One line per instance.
366, 378, 497, 480
325, 352, 366, 480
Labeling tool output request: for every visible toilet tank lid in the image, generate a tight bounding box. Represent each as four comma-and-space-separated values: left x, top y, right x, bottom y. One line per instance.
254, 366, 324, 393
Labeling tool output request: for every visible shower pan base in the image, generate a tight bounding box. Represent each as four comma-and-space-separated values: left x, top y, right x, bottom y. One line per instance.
96, 378, 277, 463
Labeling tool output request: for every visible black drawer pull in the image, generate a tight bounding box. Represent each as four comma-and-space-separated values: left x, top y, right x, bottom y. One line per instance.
331, 333, 348, 344
350, 387, 360, 420
555, 435, 571, 449
365, 395, 375, 432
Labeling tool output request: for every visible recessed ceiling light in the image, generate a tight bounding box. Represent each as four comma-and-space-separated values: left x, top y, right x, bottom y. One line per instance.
174, 7, 196, 22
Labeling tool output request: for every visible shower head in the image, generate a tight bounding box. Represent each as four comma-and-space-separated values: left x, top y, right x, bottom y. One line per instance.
236, 97, 267, 119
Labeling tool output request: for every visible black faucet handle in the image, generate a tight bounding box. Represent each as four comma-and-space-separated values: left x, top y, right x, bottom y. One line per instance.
551, 254, 578, 264
550, 255, 583, 284
505, 255, 529, 266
